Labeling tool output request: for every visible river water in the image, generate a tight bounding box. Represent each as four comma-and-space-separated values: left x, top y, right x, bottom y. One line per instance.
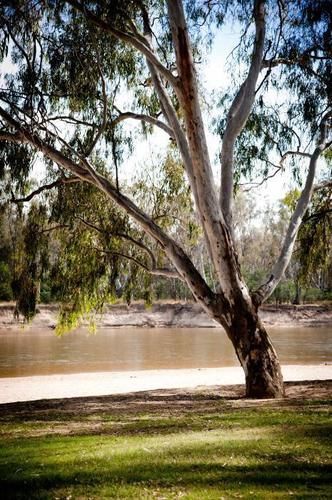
0, 326, 331, 377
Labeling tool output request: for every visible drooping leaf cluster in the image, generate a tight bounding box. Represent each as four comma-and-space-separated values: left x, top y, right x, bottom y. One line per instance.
0, 0, 169, 181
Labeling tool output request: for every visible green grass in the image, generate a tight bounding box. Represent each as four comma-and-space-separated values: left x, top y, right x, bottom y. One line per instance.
0, 393, 331, 499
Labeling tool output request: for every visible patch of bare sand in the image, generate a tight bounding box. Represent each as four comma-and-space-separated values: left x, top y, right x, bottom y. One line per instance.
0, 365, 331, 405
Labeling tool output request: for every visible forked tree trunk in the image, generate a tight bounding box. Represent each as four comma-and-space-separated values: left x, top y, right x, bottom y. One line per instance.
223, 302, 284, 398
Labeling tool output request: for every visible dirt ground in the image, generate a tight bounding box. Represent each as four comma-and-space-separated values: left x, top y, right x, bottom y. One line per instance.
0, 380, 330, 427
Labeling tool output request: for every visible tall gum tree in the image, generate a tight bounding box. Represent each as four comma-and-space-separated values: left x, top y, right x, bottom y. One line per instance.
0, 0, 331, 397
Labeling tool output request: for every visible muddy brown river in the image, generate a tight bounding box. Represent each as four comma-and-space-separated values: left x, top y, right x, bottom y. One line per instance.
0, 326, 331, 377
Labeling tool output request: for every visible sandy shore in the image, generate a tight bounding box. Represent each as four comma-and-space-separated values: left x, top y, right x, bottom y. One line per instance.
0, 364, 331, 404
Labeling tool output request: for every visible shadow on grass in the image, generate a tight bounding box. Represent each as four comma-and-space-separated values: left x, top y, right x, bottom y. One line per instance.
0, 380, 331, 497
1, 418, 332, 497
1, 460, 331, 498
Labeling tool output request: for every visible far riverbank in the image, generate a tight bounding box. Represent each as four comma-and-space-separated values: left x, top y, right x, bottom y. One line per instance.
0, 302, 332, 330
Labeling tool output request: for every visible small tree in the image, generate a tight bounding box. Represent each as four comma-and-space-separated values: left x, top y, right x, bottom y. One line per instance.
0, 0, 331, 397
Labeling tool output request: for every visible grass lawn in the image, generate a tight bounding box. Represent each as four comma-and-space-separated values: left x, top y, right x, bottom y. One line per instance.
0, 381, 331, 499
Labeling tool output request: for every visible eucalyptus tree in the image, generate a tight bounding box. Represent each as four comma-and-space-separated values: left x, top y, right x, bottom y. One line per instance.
0, 0, 331, 398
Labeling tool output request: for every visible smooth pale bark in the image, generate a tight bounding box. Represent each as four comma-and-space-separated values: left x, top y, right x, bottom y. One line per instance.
220, 0, 266, 231
166, 0, 246, 299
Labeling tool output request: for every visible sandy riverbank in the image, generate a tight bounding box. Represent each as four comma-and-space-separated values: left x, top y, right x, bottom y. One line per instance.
0, 364, 331, 404
1, 302, 332, 329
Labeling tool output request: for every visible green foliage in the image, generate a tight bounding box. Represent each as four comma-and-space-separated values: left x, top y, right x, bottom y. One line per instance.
296, 187, 332, 288
0, 261, 12, 300
242, 269, 266, 292
271, 279, 296, 305
13, 203, 50, 320
0, 143, 34, 194
282, 188, 301, 212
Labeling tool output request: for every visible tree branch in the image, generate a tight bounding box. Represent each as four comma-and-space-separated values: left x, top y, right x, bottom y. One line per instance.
77, 216, 156, 268
42, 115, 97, 128
92, 246, 182, 279
220, 0, 266, 231
314, 179, 332, 192
93, 247, 150, 272
85, 56, 108, 156
39, 224, 70, 234
77, 216, 183, 280
135, 6, 210, 259
0, 130, 27, 143
261, 57, 327, 83
280, 150, 312, 162
165, 0, 246, 299
239, 163, 283, 191
66, 0, 179, 90
253, 110, 332, 305
111, 111, 175, 138
11, 177, 79, 203
239, 149, 313, 192
302, 208, 332, 223
114, 232, 157, 269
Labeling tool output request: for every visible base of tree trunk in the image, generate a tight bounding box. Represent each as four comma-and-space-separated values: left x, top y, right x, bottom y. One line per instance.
245, 362, 284, 398
244, 327, 284, 398
228, 310, 285, 399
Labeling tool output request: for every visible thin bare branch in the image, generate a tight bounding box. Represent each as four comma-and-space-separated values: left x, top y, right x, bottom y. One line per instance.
239, 164, 283, 191
39, 224, 70, 234
42, 115, 97, 128
11, 177, 80, 203
261, 57, 328, 83
91, 245, 182, 280
114, 232, 157, 269
239, 148, 313, 192
93, 247, 151, 271
77, 216, 183, 280
111, 111, 175, 138
85, 56, 108, 156
77, 216, 156, 266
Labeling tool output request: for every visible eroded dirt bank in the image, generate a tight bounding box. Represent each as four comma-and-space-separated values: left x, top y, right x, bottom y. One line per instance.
0, 303, 332, 328
0, 302, 332, 329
